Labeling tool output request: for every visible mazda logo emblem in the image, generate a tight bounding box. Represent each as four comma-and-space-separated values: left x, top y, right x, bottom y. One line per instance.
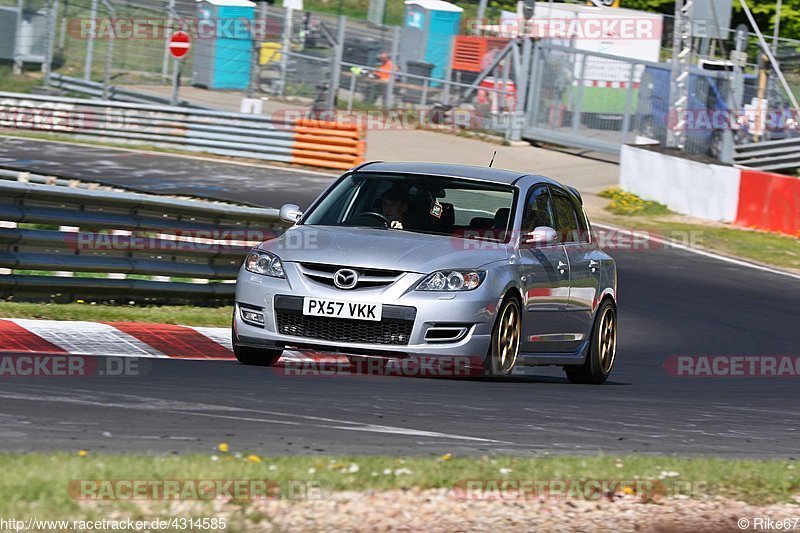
333, 268, 359, 289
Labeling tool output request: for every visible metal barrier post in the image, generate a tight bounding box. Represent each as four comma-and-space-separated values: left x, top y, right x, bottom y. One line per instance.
620, 64, 636, 144
526, 42, 542, 130
247, 2, 268, 99
170, 58, 180, 106
327, 15, 346, 112
385, 25, 400, 109
279, 7, 293, 98
0, 221, 16, 275
501, 54, 511, 139
57, 226, 79, 277
100, 0, 115, 100
571, 53, 587, 134
161, 0, 176, 81
347, 72, 357, 112
59, 0, 69, 52
84, 0, 98, 80
42, 0, 58, 86
442, 39, 454, 105
510, 38, 532, 142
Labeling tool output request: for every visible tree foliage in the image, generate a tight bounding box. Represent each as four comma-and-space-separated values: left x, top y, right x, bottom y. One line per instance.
623, 0, 800, 42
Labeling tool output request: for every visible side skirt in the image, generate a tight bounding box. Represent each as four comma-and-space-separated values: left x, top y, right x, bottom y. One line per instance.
518, 339, 590, 367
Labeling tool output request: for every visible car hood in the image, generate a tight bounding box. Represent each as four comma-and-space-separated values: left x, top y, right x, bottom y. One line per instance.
258, 225, 511, 273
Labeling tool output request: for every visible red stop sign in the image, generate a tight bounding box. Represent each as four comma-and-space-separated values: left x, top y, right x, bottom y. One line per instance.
168, 31, 191, 59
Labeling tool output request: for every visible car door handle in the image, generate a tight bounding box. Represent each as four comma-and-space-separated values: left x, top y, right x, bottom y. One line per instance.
589, 259, 600, 272
557, 260, 568, 275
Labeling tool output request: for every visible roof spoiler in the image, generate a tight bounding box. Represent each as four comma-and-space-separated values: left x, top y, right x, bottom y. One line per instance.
567, 185, 583, 205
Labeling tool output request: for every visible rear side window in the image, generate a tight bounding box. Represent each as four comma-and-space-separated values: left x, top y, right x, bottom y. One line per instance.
522, 185, 555, 233
551, 189, 586, 243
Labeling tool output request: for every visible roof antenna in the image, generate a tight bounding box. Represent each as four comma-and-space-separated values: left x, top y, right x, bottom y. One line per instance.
488, 150, 497, 168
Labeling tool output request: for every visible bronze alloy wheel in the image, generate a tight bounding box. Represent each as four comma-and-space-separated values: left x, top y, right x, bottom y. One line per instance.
565, 299, 617, 385
489, 298, 521, 376
598, 304, 617, 374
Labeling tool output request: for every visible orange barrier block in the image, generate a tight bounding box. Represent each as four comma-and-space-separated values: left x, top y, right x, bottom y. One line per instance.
294, 126, 361, 139
294, 133, 362, 148
293, 141, 360, 156
735, 169, 800, 236
289, 117, 366, 172
291, 156, 362, 171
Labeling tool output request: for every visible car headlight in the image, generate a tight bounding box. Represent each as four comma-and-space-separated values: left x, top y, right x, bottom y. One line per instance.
245, 250, 285, 278
416, 270, 485, 291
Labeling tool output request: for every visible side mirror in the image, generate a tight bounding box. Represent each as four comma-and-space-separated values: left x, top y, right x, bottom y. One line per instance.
522, 226, 559, 247
279, 203, 303, 224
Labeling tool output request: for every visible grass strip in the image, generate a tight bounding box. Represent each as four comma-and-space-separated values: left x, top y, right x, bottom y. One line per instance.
0, 453, 797, 518
0, 302, 232, 327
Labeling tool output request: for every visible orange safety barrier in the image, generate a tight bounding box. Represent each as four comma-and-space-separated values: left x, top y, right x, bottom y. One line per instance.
290, 118, 365, 171
735, 169, 800, 236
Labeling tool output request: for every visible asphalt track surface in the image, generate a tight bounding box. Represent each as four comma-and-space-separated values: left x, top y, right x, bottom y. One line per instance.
1, 139, 799, 457
0, 137, 336, 209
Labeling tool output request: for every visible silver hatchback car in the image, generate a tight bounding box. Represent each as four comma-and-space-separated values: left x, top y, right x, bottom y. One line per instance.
233, 162, 617, 383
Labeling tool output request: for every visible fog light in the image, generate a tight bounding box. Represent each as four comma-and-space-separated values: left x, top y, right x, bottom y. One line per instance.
241, 308, 265, 326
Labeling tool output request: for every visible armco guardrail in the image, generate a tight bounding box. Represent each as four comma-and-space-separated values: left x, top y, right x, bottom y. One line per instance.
0, 92, 365, 171
48, 74, 210, 109
0, 176, 286, 304
732, 137, 800, 172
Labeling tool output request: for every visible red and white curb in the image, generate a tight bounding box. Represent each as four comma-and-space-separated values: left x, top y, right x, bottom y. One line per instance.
0, 319, 528, 376
0, 318, 340, 364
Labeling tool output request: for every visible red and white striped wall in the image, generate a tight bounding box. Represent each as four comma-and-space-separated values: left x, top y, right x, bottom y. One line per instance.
620, 145, 800, 236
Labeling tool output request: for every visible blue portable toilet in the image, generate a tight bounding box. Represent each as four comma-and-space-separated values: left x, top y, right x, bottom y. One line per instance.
193, 0, 255, 90
399, 0, 463, 85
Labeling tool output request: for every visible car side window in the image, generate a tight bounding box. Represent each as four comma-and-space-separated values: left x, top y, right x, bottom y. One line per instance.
551, 189, 580, 243
522, 185, 555, 233
570, 195, 590, 243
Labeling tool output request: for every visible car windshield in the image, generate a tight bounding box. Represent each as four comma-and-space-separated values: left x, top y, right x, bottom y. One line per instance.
301, 172, 516, 241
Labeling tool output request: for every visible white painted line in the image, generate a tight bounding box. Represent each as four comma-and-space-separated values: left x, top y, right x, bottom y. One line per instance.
594, 222, 800, 281
9, 319, 168, 357
0, 390, 512, 444
327, 423, 511, 443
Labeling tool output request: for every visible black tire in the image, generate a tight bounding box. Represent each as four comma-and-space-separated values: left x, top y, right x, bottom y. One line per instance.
483, 297, 521, 377
565, 299, 617, 384
233, 344, 283, 367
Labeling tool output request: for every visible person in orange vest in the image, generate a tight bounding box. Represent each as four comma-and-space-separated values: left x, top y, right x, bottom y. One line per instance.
375, 53, 396, 81
365, 53, 399, 104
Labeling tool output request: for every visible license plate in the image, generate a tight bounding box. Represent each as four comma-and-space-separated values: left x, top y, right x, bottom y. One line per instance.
302, 297, 382, 321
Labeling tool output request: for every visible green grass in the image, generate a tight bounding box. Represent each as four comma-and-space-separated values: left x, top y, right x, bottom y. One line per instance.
598, 187, 672, 216
0, 453, 797, 519
0, 67, 43, 93
595, 189, 800, 273
0, 302, 232, 326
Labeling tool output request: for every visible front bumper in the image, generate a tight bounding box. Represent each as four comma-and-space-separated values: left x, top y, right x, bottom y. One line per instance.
233, 263, 499, 360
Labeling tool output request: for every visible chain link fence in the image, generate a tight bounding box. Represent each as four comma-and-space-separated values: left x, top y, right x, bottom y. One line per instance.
4, 1, 799, 162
